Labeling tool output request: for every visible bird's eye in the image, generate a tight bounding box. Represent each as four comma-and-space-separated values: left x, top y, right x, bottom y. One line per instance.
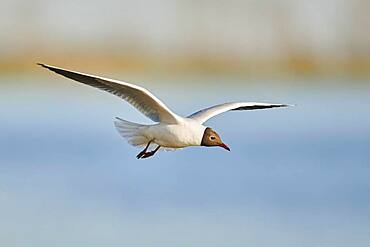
210, 136, 216, 140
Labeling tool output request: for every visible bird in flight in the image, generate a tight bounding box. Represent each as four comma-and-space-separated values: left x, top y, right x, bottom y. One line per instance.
38, 63, 290, 159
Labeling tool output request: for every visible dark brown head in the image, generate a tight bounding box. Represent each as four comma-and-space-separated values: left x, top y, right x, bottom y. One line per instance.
201, 127, 230, 151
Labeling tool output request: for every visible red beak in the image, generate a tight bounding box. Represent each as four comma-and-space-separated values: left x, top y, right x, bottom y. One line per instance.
219, 143, 231, 151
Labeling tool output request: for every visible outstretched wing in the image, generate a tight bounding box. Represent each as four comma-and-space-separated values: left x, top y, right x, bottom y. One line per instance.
38, 63, 181, 124
188, 102, 290, 124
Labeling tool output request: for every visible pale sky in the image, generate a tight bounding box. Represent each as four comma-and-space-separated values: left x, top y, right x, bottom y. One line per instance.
0, 0, 369, 59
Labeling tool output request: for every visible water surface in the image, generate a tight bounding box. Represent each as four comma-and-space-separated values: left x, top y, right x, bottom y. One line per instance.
1, 76, 369, 246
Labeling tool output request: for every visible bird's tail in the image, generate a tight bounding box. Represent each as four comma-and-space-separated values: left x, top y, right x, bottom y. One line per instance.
114, 117, 149, 147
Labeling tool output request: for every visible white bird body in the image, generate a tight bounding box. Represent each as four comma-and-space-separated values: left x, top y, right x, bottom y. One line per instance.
144, 118, 207, 148
114, 117, 206, 149
38, 63, 291, 159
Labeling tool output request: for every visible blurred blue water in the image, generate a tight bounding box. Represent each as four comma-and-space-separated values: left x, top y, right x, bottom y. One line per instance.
0, 76, 369, 246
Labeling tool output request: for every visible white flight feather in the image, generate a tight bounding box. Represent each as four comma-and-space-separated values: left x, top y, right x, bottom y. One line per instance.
188, 102, 290, 124
38, 63, 181, 124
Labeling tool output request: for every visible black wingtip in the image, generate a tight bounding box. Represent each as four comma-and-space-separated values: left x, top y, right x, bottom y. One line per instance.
37, 63, 47, 68
274, 104, 295, 108
37, 63, 58, 73
278, 104, 291, 108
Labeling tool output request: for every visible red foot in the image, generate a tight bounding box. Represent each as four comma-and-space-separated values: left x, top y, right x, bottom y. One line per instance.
140, 151, 156, 159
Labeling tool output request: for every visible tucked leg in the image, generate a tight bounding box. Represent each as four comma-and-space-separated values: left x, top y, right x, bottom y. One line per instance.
140, 145, 161, 159
136, 141, 152, 159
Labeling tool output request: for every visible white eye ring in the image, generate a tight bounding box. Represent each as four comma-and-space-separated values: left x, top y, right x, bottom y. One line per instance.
210, 136, 216, 140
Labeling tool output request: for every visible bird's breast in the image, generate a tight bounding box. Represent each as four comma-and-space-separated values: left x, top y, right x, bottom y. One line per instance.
145, 121, 206, 148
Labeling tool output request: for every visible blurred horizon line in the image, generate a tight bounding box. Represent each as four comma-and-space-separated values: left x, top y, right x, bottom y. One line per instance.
1, 49, 370, 78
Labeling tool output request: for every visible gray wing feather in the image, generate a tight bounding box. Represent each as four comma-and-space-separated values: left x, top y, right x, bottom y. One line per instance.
188, 102, 290, 124
38, 63, 181, 124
